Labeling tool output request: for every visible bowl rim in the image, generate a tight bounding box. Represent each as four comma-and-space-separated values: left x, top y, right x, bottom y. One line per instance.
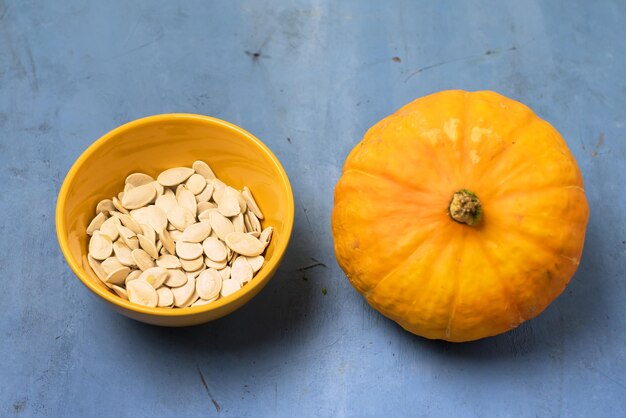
55, 113, 294, 317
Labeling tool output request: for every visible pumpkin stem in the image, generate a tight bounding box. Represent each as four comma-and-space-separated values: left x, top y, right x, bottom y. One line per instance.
448, 189, 482, 226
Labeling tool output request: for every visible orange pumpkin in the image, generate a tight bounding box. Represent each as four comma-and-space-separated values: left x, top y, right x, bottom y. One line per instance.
332, 90, 589, 342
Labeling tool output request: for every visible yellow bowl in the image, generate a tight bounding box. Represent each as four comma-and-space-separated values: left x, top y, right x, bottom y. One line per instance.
56, 114, 294, 326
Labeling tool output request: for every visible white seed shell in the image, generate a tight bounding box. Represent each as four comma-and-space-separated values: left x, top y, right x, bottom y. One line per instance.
155, 193, 178, 214
125, 172, 154, 187
224, 232, 265, 257
139, 267, 168, 289
208, 211, 234, 240
176, 241, 203, 260
167, 206, 195, 231
86, 212, 107, 236
246, 255, 264, 273
113, 241, 135, 267
96, 199, 115, 215
220, 279, 241, 298
99, 216, 121, 241
112, 285, 128, 300
89, 232, 113, 260
192, 160, 216, 180
156, 254, 181, 269
156, 287, 174, 307
202, 237, 227, 262
131, 249, 155, 271
196, 269, 222, 300
242, 186, 264, 220
217, 187, 241, 217
157, 167, 195, 187
165, 269, 188, 287
127, 280, 158, 307
171, 275, 196, 307
186, 174, 207, 195
105, 266, 130, 285
121, 183, 156, 210
180, 221, 211, 243
231, 257, 253, 285
195, 182, 214, 203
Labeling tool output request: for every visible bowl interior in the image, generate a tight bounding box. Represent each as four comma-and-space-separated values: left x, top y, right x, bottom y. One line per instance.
58, 114, 293, 314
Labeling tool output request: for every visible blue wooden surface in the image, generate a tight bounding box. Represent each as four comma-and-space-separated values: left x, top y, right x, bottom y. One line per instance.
1, 0, 625, 416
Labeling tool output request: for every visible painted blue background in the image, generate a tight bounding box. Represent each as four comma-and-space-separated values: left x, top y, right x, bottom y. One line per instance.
1, 1, 625, 416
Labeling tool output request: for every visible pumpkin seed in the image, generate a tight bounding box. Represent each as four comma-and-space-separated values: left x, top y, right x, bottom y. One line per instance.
180, 221, 211, 243
195, 182, 214, 203
113, 241, 135, 267
217, 187, 241, 217
96, 199, 115, 215
202, 237, 227, 262
196, 269, 222, 300
127, 280, 158, 307
233, 213, 245, 233
125, 172, 154, 187
259, 227, 273, 246
220, 279, 240, 298
192, 160, 216, 180
131, 249, 155, 271
204, 257, 227, 270
156, 254, 181, 269
156, 287, 173, 307
208, 211, 234, 240
197, 201, 217, 213
180, 256, 204, 272
105, 266, 130, 285
212, 179, 226, 204
139, 267, 168, 289
151, 181, 164, 196
224, 232, 265, 257
231, 257, 253, 285
112, 196, 129, 214
242, 186, 263, 220
186, 174, 207, 195
138, 234, 159, 259
111, 211, 143, 235
159, 228, 176, 255
157, 167, 195, 187
218, 266, 231, 281
89, 231, 113, 260
164, 269, 188, 287
175, 241, 203, 260
246, 211, 262, 233
112, 285, 128, 300
87, 254, 107, 280
246, 255, 264, 273
99, 216, 121, 241
155, 192, 178, 213
121, 183, 156, 210
131, 205, 168, 233
171, 275, 196, 307
101, 257, 124, 274
176, 185, 197, 216
169, 229, 184, 242
125, 269, 142, 284
86, 212, 107, 236
167, 206, 195, 231
140, 223, 156, 244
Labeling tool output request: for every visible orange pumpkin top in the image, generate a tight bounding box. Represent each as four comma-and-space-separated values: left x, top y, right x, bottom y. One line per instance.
332, 90, 589, 342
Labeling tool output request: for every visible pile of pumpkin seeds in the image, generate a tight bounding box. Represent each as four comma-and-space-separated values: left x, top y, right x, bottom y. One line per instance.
85, 160, 273, 308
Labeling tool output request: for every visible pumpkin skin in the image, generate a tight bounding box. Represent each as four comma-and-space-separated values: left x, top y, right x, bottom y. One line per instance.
332, 90, 589, 342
